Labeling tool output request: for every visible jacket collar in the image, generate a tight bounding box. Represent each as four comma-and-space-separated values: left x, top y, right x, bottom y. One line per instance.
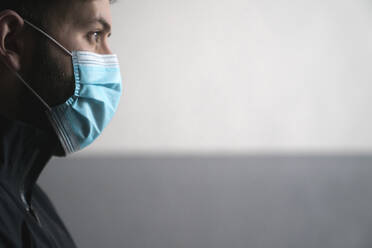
0, 115, 57, 211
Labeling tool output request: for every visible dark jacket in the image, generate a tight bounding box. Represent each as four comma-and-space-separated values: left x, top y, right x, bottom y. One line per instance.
0, 115, 77, 247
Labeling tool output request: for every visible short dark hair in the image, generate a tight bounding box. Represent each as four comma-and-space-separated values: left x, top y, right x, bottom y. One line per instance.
0, 0, 116, 27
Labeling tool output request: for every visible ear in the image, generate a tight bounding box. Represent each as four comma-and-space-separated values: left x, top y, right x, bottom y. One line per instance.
0, 10, 25, 72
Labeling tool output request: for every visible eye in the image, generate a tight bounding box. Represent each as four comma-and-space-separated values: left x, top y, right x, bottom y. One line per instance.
87, 31, 102, 43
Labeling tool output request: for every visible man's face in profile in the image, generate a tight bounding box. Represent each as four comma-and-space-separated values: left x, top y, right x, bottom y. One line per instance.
23, 0, 114, 109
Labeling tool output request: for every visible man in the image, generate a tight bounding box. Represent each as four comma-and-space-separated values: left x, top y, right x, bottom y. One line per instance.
0, 0, 122, 247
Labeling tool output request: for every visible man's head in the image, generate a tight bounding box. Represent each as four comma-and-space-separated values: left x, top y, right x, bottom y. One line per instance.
0, 0, 116, 131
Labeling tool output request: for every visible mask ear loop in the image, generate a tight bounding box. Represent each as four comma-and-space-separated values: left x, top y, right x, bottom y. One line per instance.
3, 20, 73, 112
10, 19, 74, 111
23, 19, 72, 57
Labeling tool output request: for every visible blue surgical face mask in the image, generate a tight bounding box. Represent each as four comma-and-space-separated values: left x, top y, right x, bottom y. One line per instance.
9, 20, 123, 155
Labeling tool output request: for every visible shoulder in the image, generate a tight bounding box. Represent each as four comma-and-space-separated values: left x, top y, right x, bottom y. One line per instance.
32, 184, 77, 247
0, 184, 25, 247
0, 184, 25, 223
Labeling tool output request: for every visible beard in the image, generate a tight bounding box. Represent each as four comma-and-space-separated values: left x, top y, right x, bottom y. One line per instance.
18, 37, 75, 156
24, 40, 75, 107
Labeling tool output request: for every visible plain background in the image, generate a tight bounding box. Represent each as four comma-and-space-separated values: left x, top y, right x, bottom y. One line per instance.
39, 0, 372, 247
85, 0, 372, 155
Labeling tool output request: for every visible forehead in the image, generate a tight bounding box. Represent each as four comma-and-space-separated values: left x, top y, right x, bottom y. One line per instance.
46, 0, 112, 28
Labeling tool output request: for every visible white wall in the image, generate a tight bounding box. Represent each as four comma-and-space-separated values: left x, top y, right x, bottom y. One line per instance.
83, 0, 372, 155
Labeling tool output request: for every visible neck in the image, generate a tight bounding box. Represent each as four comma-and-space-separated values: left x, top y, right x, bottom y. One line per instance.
0, 115, 57, 210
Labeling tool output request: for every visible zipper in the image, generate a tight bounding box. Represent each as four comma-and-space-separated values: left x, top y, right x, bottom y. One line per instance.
20, 191, 42, 227
27, 206, 42, 227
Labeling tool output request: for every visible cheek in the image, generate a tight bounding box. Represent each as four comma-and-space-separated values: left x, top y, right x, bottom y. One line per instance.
53, 26, 90, 52
61, 32, 95, 53
96, 39, 112, 55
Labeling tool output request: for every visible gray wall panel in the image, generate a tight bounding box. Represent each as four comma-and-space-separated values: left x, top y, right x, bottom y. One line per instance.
39, 155, 372, 248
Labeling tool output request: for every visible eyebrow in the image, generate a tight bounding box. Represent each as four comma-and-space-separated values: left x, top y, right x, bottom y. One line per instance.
88, 17, 112, 33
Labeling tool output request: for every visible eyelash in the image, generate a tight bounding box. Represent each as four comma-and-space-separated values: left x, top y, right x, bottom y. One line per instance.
87, 31, 102, 43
